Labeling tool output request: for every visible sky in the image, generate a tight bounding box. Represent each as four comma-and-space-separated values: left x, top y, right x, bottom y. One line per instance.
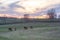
0, 0, 60, 18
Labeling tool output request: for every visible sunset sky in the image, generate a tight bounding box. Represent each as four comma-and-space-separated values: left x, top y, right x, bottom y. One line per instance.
0, 0, 60, 18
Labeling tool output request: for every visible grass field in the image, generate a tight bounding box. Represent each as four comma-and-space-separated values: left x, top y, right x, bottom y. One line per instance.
0, 22, 60, 40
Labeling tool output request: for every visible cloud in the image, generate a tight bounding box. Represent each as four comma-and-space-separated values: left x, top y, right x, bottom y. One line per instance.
9, 1, 21, 8
0, 0, 60, 18
8, 1, 24, 12
0, 1, 24, 15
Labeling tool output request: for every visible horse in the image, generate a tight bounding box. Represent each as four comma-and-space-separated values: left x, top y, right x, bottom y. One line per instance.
24, 26, 28, 30
30, 26, 33, 29
8, 28, 12, 31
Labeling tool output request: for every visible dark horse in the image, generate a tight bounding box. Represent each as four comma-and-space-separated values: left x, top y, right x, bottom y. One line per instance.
8, 28, 12, 31
24, 26, 28, 30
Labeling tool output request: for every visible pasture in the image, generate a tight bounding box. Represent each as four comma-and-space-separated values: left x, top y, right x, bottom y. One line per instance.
0, 22, 60, 40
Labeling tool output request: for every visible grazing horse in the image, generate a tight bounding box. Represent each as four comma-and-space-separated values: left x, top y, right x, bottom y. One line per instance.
13, 27, 16, 31
8, 28, 12, 31
30, 26, 33, 29
24, 26, 28, 30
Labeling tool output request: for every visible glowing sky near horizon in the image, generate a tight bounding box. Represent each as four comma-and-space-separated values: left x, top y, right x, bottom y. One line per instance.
0, 0, 60, 18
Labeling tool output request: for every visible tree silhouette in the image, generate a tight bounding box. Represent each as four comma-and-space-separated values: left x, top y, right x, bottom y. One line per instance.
47, 8, 56, 19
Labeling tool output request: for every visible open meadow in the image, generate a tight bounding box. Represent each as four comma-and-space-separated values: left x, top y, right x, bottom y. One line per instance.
0, 22, 60, 40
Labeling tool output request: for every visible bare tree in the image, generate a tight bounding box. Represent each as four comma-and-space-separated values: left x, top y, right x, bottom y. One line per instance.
47, 8, 56, 19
